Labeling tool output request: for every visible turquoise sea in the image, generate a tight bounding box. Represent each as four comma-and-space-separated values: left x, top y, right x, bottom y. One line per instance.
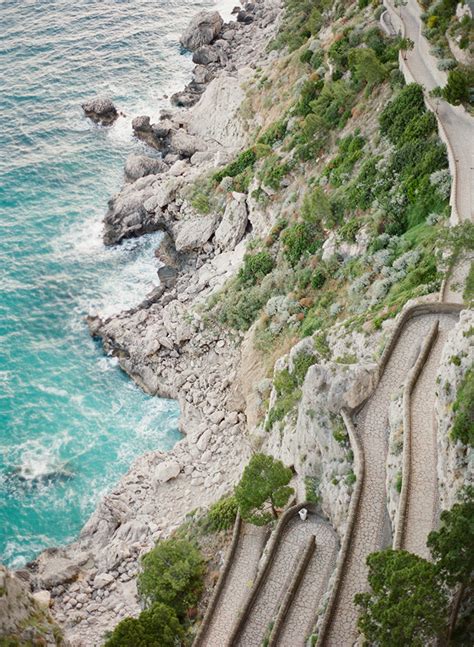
0, 0, 233, 568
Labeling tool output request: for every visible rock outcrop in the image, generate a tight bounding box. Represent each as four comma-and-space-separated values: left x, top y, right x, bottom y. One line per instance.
82, 97, 118, 125
0, 565, 63, 646
180, 11, 224, 51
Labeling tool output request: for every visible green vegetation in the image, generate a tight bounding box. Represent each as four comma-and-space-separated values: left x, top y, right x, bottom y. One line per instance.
204, 495, 238, 532
105, 537, 205, 646
104, 603, 184, 647
355, 549, 449, 646
450, 367, 474, 445
138, 539, 205, 615
234, 453, 294, 525
238, 251, 275, 285
266, 351, 316, 431
464, 261, 474, 303
357, 488, 474, 645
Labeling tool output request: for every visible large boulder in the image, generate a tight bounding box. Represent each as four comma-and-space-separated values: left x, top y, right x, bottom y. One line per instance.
124, 154, 168, 182
180, 11, 224, 51
154, 459, 181, 484
192, 45, 219, 65
215, 192, 248, 250
174, 214, 219, 253
168, 129, 205, 159
82, 97, 118, 125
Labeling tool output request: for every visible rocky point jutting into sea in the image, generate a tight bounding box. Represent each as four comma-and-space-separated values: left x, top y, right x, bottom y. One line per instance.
2, 0, 473, 645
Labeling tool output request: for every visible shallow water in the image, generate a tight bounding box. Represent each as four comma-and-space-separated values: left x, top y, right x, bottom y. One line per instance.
0, 0, 233, 568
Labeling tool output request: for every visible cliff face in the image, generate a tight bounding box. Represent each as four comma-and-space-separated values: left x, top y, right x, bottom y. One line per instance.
0, 565, 63, 646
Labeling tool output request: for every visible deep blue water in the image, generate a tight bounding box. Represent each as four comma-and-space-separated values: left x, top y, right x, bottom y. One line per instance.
0, 0, 233, 568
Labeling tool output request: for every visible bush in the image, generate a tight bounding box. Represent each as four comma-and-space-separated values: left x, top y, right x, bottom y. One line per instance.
138, 539, 205, 618
258, 154, 291, 190
311, 269, 327, 289
213, 148, 257, 183
238, 251, 275, 285
442, 69, 469, 105
380, 84, 426, 144
450, 368, 474, 446
258, 119, 287, 147
281, 222, 323, 266
104, 603, 184, 647
205, 496, 238, 532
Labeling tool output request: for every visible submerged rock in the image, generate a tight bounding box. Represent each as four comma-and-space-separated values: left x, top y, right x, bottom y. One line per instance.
180, 11, 223, 51
82, 97, 118, 125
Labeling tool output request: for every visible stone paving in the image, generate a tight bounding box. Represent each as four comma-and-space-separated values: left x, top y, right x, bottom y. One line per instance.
200, 523, 267, 647
322, 313, 458, 646
274, 522, 339, 647
402, 316, 458, 558
235, 514, 334, 647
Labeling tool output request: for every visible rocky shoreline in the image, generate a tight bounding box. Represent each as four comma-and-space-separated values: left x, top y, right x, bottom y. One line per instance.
17, 2, 283, 645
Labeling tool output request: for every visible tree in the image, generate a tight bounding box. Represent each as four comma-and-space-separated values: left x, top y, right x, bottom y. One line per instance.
348, 48, 386, 86
443, 69, 469, 105
428, 486, 474, 640
234, 453, 294, 526
104, 602, 184, 647
355, 549, 449, 646
137, 538, 205, 618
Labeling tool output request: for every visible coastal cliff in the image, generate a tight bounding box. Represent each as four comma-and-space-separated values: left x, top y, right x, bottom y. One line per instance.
3, 0, 472, 645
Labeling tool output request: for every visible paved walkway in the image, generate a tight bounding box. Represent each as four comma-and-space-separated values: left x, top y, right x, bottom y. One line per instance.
235, 514, 334, 647
274, 522, 339, 647
199, 523, 267, 647
321, 313, 459, 646
401, 317, 457, 557
385, 0, 474, 223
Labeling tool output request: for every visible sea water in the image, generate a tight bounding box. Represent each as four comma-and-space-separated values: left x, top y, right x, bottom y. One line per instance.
0, 0, 235, 568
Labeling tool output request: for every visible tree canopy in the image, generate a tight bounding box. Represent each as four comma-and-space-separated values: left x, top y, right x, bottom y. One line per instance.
355, 549, 449, 647
104, 602, 184, 647
234, 453, 294, 526
137, 538, 205, 618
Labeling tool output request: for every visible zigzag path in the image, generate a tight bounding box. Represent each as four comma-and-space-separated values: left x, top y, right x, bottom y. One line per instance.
320, 312, 459, 646
198, 523, 266, 647
235, 513, 336, 647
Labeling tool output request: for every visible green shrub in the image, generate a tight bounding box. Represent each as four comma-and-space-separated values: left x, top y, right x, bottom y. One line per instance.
104, 603, 184, 647
138, 539, 205, 617
238, 251, 275, 285
442, 69, 469, 105
258, 119, 288, 147
205, 496, 238, 532
450, 368, 474, 446
281, 222, 323, 266
311, 269, 327, 290
258, 154, 292, 190
380, 84, 426, 144
213, 148, 257, 183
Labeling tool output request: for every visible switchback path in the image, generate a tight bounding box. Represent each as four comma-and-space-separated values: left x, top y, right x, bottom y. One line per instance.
320, 312, 459, 646
235, 513, 334, 647
197, 523, 267, 647
273, 521, 338, 647
400, 318, 456, 557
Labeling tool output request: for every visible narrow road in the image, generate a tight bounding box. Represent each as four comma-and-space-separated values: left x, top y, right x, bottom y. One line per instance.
321, 313, 458, 646
385, 0, 474, 223
274, 522, 338, 647
235, 513, 334, 647
198, 523, 267, 647
401, 317, 457, 557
